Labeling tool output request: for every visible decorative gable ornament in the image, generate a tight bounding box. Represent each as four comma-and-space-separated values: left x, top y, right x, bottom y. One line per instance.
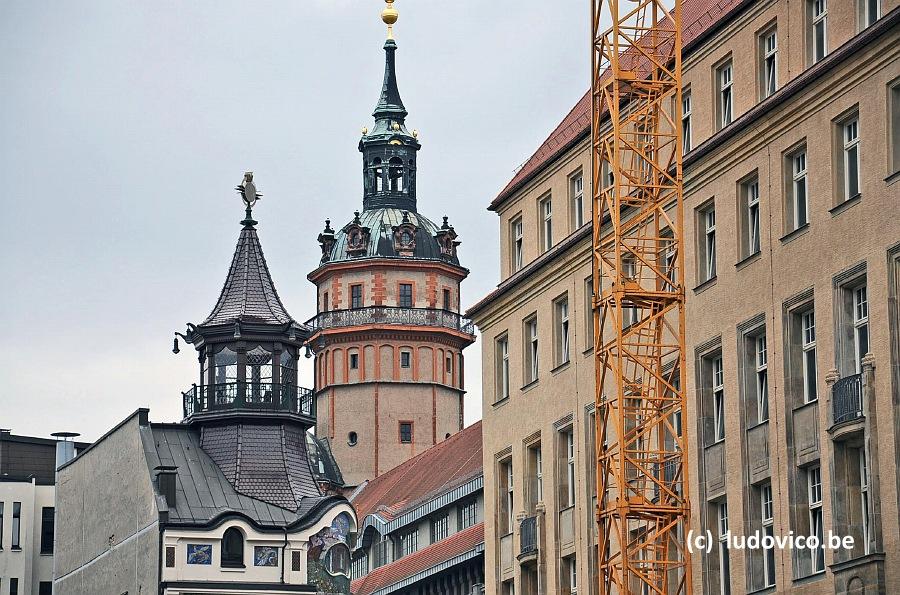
435, 216, 460, 260
344, 211, 371, 258
391, 211, 418, 257
317, 219, 336, 263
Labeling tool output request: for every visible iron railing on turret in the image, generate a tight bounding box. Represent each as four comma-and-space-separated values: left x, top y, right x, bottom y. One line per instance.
306, 306, 475, 335
832, 373, 863, 425
182, 382, 314, 419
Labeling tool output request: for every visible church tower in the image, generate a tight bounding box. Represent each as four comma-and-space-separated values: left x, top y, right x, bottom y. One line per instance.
307, 1, 475, 488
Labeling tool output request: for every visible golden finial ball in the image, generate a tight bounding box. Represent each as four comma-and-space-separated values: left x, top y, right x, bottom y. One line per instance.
381, 0, 399, 26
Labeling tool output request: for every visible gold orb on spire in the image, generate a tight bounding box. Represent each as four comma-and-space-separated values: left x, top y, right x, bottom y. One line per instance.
382, 0, 398, 39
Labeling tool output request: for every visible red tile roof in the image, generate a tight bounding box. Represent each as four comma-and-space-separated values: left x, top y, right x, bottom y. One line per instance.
352, 421, 483, 522
489, 0, 750, 211
351, 522, 485, 595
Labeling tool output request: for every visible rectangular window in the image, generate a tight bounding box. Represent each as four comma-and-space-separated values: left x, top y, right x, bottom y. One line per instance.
717, 501, 731, 595
540, 196, 553, 252
499, 459, 514, 535
351, 284, 363, 309
442, 288, 451, 311
555, 295, 570, 366
10, 579, 19, 595
808, 466, 825, 573
571, 172, 585, 229
0, 502, 4, 548
400, 350, 411, 369
842, 117, 860, 201
322, 291, 329, 312
534, 445, 544, 504
458, 500, 477, 530
567, 556, 578, 594
496, 335, 510, 401
789, 149, 809, 231
713, 357, 725, 442
761, 484, 776, 587
430, 513, 450, 543
511, 217, 524, 273
853, 285, 869, 372
802, 310, 818, 402
663, 231, 677, 292
525, 316, 539, 384
399, 283, 413, 307
622, 257, 639, 328
891, 82, 900, 174
717, 60, 733, 129
39, 583, 52, 595
761, 29, 778, 99
699, 205, 717, 282
564, 430, 576, 507
11, 502, 21, 549
682, 90, 692, 153
349, 353, 359, 370
445, 353, 453, 375
741, 178, 761, 258
584, 277, 595, 348
862, 0, 880, 26
756, 335, 769, 423
396, 528, 418, 558
40, 507, 54, 555
810, 0, 828, 64
859, 448, 872, 554
399, 421, 413, 443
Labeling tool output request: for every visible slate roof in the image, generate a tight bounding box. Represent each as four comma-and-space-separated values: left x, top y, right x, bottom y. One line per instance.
350, 522, 484, 595
323, 208, 461, 267
352, 422, 482, 522
489, 0, 750, 211
202, 221, 297, 327
143, 423, 343, 529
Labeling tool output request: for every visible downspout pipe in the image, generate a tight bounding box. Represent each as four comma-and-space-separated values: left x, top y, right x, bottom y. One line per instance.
280, 527, 289, 583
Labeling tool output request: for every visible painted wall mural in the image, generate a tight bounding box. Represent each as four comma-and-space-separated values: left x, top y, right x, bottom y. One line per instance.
186, 543, 212, 565
308, 512, 354, 594
254, 545, 279, 567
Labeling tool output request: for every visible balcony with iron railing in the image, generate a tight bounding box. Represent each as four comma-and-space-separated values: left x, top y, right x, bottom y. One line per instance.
306, 306, 475, 336
182, 382, 315, 422
832, 373, 863, 425
518, 515, 538, 559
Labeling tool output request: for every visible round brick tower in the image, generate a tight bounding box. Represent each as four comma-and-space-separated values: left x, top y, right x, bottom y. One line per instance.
307, 24, 475, 489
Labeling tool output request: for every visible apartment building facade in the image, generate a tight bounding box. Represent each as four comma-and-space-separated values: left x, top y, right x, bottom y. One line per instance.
467, 0, 900, 593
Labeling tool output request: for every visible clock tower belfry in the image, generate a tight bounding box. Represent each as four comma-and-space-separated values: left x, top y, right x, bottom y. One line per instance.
306, 1, 475, 488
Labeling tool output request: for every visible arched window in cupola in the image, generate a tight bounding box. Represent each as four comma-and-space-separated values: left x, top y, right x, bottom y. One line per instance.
373, 158, 384, 192
247, 346, 273, 404
221, 527, 245, 568
389, 157, 404, 192
214, 347, 238, 385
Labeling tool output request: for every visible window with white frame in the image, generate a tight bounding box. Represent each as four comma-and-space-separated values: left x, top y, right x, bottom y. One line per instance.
853, 285, 869, 372
700, 205, 717, 282
12, 501, 21, 549
396, 527, 418, 558
571, 172, 585, 229
540, 196, 553, 252
807, 465, 825, 573
499, 458, 513, 535
713, 356, 725, 442
842, 117, 860, 201
351, 553, 368, 579
555, 295, 570, 366
790, 149, 809, 230
496, 334, 510, 402
756, 334, 769, 423
567, 556, 578, 594
682, 90, 692, 153
717, 60, 733, 129
859, 448, 871, 554
761, 29, 778, 98
430, 513, 450, 543
663, 232, 677, 291
742, 178, 761, 257
525, 316, 539, 384
511, 217, 524, 273
810, 0, 828, 64
567, 430, 576, 507
717, 501, 731, 595
584, 277, 595, 348
458, 499, 478, 530
761, 483, 776, 588
802, 310, 818, 402
862, 0, 880, 27
622, 256, 639, 328
536, 446, 543, 503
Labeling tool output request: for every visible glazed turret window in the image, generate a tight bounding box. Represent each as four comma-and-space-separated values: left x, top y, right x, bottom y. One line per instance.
389, 157, 404, 192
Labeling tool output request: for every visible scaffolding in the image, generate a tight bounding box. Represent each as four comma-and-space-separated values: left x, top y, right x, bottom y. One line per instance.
590, 0, 692, 591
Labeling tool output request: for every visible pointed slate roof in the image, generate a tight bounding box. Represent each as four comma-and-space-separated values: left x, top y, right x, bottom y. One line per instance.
202, 218, 296, 327
373, 39, 407, 122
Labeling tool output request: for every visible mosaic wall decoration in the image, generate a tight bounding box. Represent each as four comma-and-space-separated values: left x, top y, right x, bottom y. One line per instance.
308, 512, 354, 594
254, 545, 279, 567
186, 543, 212, 565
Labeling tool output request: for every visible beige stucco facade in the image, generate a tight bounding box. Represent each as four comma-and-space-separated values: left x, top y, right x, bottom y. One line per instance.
469, 1, 900, 594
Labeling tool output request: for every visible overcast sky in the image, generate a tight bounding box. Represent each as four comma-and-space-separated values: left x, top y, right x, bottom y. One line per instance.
0, 1, 591, 441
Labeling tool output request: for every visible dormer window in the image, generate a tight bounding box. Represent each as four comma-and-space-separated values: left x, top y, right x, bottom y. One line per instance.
389, 157, 404, 192
221, 527, 245, 568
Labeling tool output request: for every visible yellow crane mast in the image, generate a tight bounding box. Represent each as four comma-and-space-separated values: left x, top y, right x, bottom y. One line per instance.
590, 0, 692, 592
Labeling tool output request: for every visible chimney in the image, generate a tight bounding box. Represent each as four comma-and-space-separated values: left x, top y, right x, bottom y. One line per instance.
51, 431, 81, 469
155, 465, 178, 507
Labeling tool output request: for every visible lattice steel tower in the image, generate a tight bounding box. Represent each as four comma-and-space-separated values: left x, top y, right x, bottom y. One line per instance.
590, 0, 692, 592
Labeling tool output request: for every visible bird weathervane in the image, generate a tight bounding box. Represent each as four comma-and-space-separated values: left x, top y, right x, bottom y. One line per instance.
236, 171, 262, 226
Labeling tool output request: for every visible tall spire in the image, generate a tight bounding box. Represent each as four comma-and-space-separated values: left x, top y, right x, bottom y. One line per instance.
373, 1, 407, 123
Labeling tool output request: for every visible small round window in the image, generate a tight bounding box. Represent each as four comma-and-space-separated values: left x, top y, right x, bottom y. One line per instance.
348, 432, 358, 446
